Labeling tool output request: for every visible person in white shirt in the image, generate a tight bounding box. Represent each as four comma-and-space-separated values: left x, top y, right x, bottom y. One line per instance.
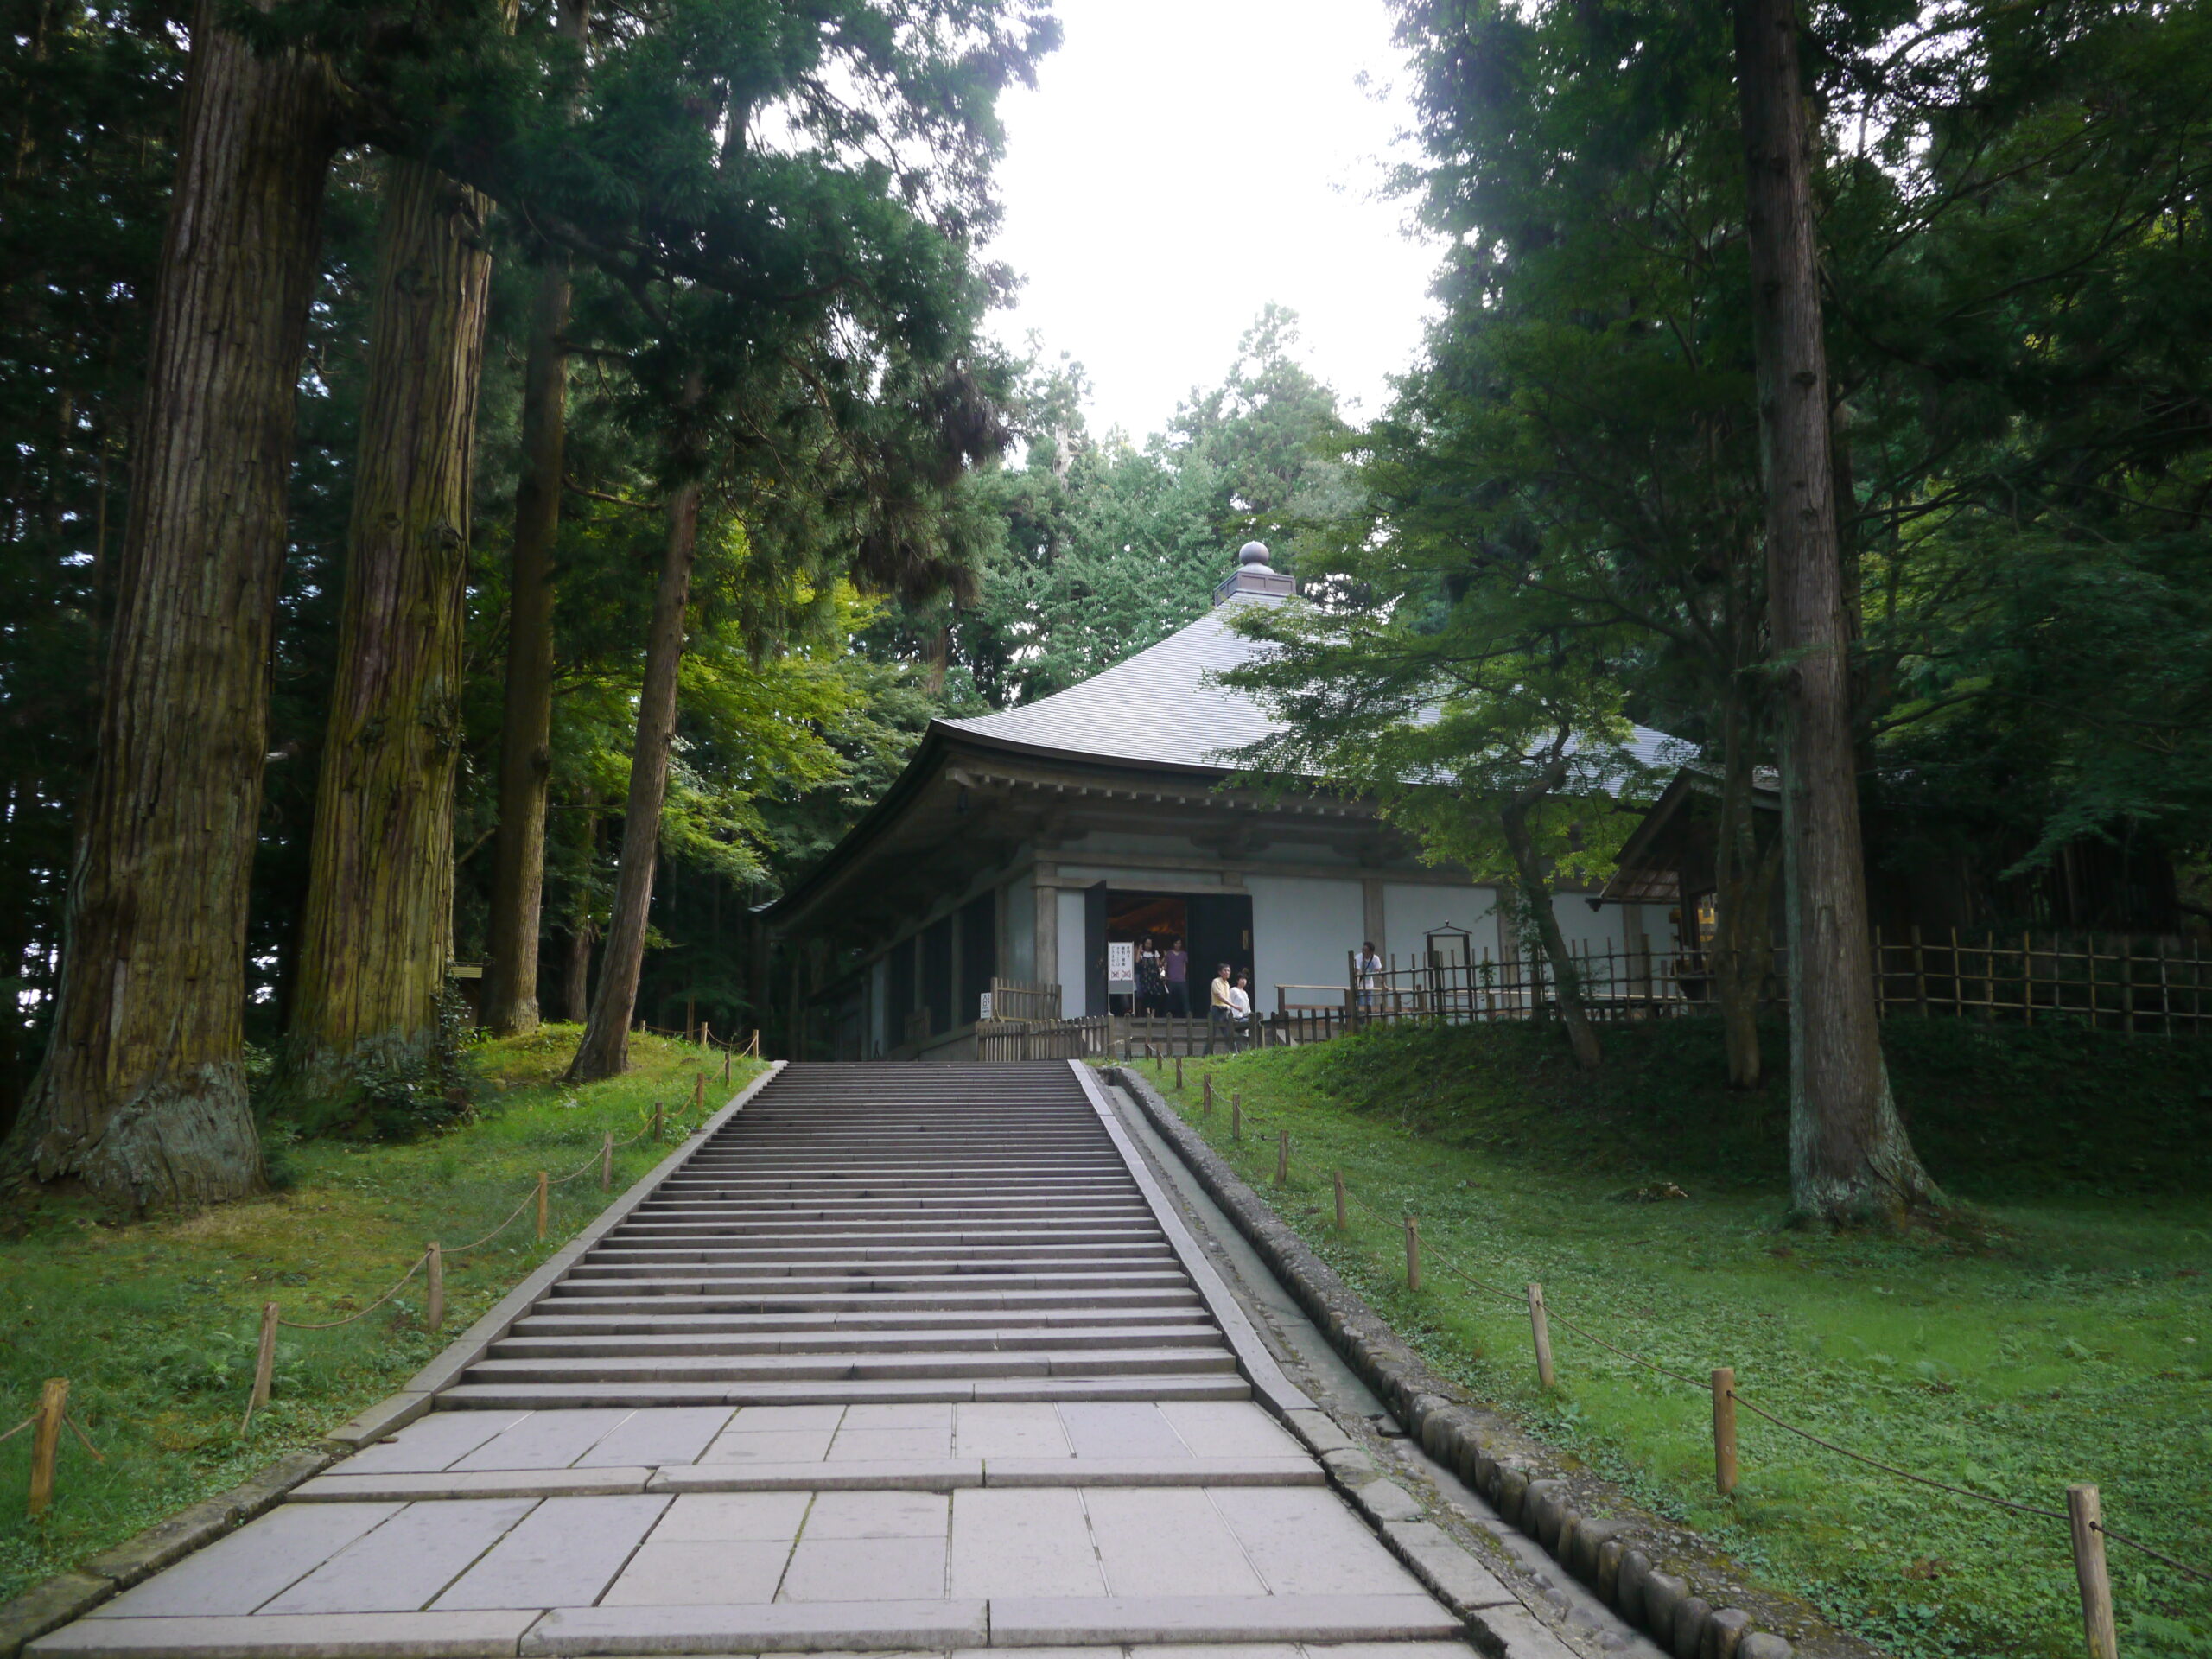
1357, 941, 1382, 1011
1227, 974, 1254, 1047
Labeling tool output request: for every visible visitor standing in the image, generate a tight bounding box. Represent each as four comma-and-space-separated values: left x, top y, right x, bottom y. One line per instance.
1164, 937, 1190, 1016
1207, 962, 1235, 1053
1228, 972, 1254, 1046
1357, 941, 1382, 1013
1135, 940, 1166, 1015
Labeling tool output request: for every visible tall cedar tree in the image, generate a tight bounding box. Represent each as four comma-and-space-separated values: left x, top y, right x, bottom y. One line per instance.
482, 0, 589, 1036
282, 154, 498, 1107
7, 3, 334, 1205
1732, 0, 1938, 1222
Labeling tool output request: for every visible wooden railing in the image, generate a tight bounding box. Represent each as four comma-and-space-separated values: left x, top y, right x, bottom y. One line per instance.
975, 1016, 1108, 1061
986, 978, 1062, 1023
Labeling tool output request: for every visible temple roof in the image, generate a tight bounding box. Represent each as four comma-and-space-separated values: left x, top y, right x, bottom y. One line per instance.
938, 599, 1282, 774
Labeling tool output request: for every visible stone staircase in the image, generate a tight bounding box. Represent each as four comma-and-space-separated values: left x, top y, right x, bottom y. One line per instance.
31, 1062, 1477, 1659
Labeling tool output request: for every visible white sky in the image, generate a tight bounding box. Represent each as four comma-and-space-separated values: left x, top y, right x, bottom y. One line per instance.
985, 0, 1444, 443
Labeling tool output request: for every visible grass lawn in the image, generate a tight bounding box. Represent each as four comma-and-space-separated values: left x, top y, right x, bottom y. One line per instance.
1139, 1017, 2212, 1659
0, 1027, 763, 1606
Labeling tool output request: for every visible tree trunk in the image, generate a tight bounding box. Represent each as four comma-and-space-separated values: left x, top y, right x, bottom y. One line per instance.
562, 921, 595, 1022
565, 466, 703, 1083
1710, 692, 1777, 1088
1733, 0, 1939, 1224
4, 5, 333, 1207
482, 259, 570, 1035
482, 0, 588, 1036
1497, 798, 1601, 1071
283, 154, 495, 1106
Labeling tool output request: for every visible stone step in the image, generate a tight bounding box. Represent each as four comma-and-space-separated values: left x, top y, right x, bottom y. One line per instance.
437, 1373, 1254, 1408
490, 1324, 1224, 1357
537, 1287, 1206, 1317
510, 1306, 1205, 1336
563, 1252, 1177, 1279
548, 1271, 1194, 1298
461, 1347, 1239, 1383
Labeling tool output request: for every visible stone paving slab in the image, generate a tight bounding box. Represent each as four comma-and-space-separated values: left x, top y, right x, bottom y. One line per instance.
292, 1468, 652, 1503
518, 1598, 990, 1656
90, 1505, 404, 1618
985, 1597, 1465, 1646
29, 1609, 538, 1656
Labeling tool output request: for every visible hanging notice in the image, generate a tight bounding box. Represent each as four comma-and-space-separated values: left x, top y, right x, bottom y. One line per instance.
1107, 941, 1135, 989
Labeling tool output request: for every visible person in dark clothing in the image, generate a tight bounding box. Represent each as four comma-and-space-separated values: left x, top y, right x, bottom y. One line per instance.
1135, 939, 1167, 1015
1163, 937, 1190, 1016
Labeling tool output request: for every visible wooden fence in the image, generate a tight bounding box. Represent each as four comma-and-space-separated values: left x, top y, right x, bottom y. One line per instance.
986, 978, 1062, 1023
974, 1017, 1110, 1061
1325, 931, 2212, 1037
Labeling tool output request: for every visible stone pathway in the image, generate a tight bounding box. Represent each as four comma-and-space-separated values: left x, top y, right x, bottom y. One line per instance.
29, 1063, 1486, 1658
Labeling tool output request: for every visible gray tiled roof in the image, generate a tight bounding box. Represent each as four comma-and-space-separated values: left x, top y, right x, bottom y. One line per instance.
938, 599, 1285, 772
939, 595, 1687, 780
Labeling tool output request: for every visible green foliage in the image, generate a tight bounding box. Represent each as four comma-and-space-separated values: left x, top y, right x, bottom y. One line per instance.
0, 1032, 761, 1605
276, 990, 486, 1142
1154, 1025, 2212, 1656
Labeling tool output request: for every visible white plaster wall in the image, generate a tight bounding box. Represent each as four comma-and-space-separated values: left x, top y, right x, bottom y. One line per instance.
1382, 882, 1503, 969
1552, 892, 1628, 956
1246, 875, 1366, 1007
1003, 877, 1036, 983
1057, 888, 1090, 1015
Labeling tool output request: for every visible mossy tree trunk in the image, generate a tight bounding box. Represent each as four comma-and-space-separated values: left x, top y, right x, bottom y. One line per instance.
565, 467, 703, 1084
283, 155, 494, 1105
483, 0, 588, 1036
1733, 0, 1940, 1223
5, 4, 333, 1207
1497, 762, 1602, 1071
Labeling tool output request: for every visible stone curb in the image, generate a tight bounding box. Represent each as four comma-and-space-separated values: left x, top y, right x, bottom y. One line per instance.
1108, 1064, 1801, 1659
0, 1061, 787, 1659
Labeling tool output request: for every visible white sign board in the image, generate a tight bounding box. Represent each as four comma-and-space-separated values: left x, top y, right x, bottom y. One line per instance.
1107, 940, 1135, 989
977, 992, 994, 1022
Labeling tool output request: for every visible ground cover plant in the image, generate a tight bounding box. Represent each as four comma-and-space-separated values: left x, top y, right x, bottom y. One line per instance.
0, 1029, 760, 1605
1145, 1018, 2212, 1659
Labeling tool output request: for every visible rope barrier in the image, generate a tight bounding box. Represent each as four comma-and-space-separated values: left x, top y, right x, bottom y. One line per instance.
1158, 1065, 2212, 1591
278, 1254, 427, 1330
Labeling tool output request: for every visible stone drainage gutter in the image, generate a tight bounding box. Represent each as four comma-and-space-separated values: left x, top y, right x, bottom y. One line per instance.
0, 1063, 788, 1659
1109, 1064, 1865, 1659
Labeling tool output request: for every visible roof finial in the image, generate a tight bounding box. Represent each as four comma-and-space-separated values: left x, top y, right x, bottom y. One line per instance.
1238, 541, 1271, 569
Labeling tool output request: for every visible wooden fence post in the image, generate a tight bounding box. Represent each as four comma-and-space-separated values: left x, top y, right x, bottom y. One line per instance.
1403, 1217, 1421, 1291
1203, 1075, 1213, 1116
1527, 1284, 1555, 1388
1334, 1170, 1347, 1231
536, 1171, 549, 1242
425, 1243, 444, 1333
1175, 1055, 1184, 1090
1712, 1368, 1738, 1494
723, 1046, 732, 1084
653, 1100, 664, 1143
245, 1301, 278, 1429
2067, 1484, 2119, 1659
601, 1131, 613, 1192
1231, 1092, 1243, 1141
1276, 1128, 1289, 1185
693, 1073, 705, 1115
27, 1378, 67, 1516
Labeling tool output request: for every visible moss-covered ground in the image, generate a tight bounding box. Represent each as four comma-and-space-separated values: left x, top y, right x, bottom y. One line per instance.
1140, 1017, 2211, 1659
0, 1027, 762, 1605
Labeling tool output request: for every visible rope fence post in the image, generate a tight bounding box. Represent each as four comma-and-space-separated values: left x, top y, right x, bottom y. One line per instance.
2068, 1484, 2120, 1659
1333, 1170, 1346, 1231
1713, 1367, 1738, 1494
246, 1302, 278, 1427
601, 1130, 613, 1191
426, 1243, 444, 1333
27, 1378, 67, 1517
535, 1171, 549, 1243
653, 1100, 664, 1143
723, 1046, 732, 1084
1528, 1283, 1555, 1388
1403, 1216, 1421, 1292
693, 1073, 705, 1116
1276, 1128, 1289, 1186
1202, 1074, 1212, 1117
1231, 1092, 1243, 1142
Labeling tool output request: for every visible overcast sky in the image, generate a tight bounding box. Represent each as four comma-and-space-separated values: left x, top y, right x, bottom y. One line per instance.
984, 0, 1443, 444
